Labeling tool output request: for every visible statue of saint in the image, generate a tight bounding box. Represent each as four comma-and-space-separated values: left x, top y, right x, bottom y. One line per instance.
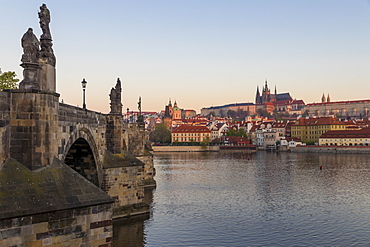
21, 28, 40, 63
109, 78, 122, 114
138, 97, 142, 113
38, 4, 51, 39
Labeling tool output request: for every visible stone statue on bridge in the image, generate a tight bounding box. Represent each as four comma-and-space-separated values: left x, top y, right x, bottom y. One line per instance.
21, 28, 40, 64
20, 28, 41, 89
137, 96, 144, 123
39, 4, 51, 39
109, 78, 122, 114
38, 4, 56, 67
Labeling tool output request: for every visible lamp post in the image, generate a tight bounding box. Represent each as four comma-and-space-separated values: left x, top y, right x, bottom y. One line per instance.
81, 78, 87, 109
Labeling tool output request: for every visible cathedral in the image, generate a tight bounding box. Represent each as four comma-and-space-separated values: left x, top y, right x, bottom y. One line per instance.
255, 80, 292, 104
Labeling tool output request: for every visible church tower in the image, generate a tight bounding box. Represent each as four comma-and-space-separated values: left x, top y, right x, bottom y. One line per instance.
163, 99, 173, 128
262, 80, 270, 104
172, 101, 182, 120
322, 93, 326, 103
255, 86, 261, 104
327, 94, 331, 103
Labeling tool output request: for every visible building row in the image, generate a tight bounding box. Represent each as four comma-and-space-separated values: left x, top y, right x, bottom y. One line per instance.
167, 115, 370, 149
200, 80, 370, 120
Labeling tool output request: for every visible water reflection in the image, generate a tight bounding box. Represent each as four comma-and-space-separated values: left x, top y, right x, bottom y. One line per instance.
113, 188, 154, 247
114, 152, 370, 246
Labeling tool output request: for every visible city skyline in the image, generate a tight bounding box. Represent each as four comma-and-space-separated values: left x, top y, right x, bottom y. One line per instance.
1, 1, 370, 113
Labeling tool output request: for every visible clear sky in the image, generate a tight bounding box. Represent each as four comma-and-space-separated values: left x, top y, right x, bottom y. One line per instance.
1, 1, 370, 114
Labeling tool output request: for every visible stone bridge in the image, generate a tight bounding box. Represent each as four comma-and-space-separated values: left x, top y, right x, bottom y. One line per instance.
0, 5, 155, 246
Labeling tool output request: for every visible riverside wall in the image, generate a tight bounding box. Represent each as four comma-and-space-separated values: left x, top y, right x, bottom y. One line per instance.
291, 145, 370, 154
152, 146, 220, 152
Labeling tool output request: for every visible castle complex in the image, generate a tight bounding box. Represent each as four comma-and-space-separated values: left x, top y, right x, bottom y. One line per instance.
255, 80, 292, 104
201, 80, 305, 117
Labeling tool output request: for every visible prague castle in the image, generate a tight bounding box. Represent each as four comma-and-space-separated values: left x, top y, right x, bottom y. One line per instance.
255, 80, 292, 104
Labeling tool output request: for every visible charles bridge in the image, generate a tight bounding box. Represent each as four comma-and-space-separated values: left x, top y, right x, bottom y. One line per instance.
0, 5, 155, 246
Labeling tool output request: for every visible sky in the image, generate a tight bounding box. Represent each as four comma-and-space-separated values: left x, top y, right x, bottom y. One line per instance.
1, 1, 370, 114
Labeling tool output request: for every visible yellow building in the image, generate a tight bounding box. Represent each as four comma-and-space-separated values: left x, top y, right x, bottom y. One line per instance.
171, 125, 211, 143
291, 117, 347, 143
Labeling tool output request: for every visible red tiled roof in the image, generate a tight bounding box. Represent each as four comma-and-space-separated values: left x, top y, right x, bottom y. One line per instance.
294, 117, 344, 126
171, 125, 211, 133
320, 127, 370, 138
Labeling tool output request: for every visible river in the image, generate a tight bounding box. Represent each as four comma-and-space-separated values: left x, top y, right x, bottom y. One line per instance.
113, 151, 370, 246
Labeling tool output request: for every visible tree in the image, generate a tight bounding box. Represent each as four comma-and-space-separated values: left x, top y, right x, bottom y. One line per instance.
226, 128, 247, 138
200, 137, 210, 148
236, 108, 248, 120
302, 110, 309, 117
227, 110, 237, 119
150, 123, 171, 144
0, 69, 19, 90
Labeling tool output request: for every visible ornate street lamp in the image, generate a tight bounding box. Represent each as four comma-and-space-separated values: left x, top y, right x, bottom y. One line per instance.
81, 78, 87, 109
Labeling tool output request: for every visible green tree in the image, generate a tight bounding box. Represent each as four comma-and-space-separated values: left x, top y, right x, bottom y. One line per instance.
200, 137, 210, 148
150, 123, 171, 144
0, 69, 19, 90
226, 128, 238, 137
226, 128, 247, 138
302, 110, 309, 117
227, 110, 236, 119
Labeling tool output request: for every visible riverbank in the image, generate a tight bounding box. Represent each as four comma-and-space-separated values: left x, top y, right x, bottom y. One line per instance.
152, 145, 258, 152
152, 146, 220, 152
291, 145, 370, 154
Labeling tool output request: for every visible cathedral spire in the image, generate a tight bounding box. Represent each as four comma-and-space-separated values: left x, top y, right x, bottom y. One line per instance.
255, 86, 261, 104
264, 80, 268, 91
274, 85, 277, 95
321, 93, 326, 103
327, 93, 331, 103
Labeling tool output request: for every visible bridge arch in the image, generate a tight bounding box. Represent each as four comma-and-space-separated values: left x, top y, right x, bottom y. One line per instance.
62, 126, 103, 187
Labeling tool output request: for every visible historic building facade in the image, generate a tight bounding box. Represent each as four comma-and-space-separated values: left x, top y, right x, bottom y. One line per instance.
319, 127, 370, 146
291, 117, 348, 143
303, 99, 370, 119
171, 125, 212, 143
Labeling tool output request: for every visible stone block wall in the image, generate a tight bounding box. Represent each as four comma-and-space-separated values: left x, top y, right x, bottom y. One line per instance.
106, 114, 124, 154
58, 103, 107, 157
7, 90, 59, 170
102, 152, 149, 218
0, 204, 113, 247
124, 123, 145, 156
57, 103, 107, 178
103, 166, 148, 218
0, 91, 10, 162
136, 155, 156, 188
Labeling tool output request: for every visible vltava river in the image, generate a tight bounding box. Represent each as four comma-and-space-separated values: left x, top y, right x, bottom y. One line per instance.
114, 152, 370, 246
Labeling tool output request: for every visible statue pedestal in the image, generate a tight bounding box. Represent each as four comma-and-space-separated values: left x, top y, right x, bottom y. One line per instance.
19, 63, 41, 90
39, 62, 56, 92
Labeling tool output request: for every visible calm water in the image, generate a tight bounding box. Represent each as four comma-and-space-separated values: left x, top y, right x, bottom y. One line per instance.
114, 152, 370, 246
